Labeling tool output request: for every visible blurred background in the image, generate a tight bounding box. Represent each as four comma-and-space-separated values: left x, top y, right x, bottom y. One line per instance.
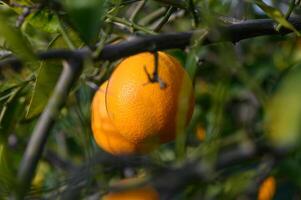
1, 0, 301, 199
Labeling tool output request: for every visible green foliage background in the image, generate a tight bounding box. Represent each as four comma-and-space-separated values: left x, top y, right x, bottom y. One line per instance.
1, 0, 301, 199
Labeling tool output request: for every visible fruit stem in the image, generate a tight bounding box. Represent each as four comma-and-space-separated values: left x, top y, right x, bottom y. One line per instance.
143, 51, 167, 89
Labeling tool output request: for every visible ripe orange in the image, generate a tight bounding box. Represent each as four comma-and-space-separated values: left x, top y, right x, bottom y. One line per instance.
91, 81, 155, 155
196, 124, 206, 141
102, 178, 159, 200
106, 52, 194, 146
258, 176, 276, 200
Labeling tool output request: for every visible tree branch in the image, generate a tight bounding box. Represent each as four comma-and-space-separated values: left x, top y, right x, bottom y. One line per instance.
151, 144, 287, 199
15, 58, 83, 199
1, 17, 301, 69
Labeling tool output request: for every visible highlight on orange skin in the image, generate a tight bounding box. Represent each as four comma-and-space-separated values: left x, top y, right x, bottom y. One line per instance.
91, 81, 155, 155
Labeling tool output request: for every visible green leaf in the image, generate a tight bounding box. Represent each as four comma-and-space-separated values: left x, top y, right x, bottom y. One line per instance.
167, 49, 187, 67
185, 47, 207, 79
26, 61, 62, 119
222, 170, 256, 198
26, 10, 60, 33
0, 144, 15, 195
265, 64, 301, 149
0, 3, 36, 61
63, 0, 107, 44
253, 0, 300, 36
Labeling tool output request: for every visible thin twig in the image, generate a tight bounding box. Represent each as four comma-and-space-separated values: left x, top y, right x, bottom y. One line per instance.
93, 25, 113, 58
154, 6, 177, 32
188, 0, 199, 28
106, 14, 157, 35
276, 0, 300, 31
139, 7, 167, 26
58, 17, 76, 50
130, 0, 147, 22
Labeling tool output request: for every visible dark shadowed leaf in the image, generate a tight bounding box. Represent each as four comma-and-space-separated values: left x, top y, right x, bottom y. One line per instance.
0, 87, 24, 136
63, 0, 107, 45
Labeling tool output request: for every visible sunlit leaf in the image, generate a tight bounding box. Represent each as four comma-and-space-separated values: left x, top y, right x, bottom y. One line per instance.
265, 65, 301, 148
0, 144, 15, 197
26, 10, 60, 33
0, 3, 36, 61
50, 27, 83, 49
222, 170, 256, 198
252, 0, 300, 36
32, 161, 50, 188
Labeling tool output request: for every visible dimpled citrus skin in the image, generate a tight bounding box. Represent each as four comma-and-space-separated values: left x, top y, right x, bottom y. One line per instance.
106, 52, 194, 145
91, 81, 155, 155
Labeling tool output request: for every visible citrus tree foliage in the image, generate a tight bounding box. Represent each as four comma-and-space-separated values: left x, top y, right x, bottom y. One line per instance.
1, 0, 301, 199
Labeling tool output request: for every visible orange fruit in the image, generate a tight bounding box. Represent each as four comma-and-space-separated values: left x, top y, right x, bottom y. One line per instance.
258, 176, 276, 200
91, 81, 154, 155
196, 124, 206, 141
106, 52, 194, 146
102, 178, 159, 200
